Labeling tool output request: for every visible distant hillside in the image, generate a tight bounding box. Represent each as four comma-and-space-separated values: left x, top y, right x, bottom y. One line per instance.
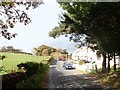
0, 46, 33, 55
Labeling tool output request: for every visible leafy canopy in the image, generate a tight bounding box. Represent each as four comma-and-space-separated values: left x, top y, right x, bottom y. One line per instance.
49, 2, 120, 54
0, 1, 43, 40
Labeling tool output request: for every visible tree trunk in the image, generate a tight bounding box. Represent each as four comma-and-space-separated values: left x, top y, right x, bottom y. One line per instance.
113, 53, 116, 71
95, 64, 98, 72
102, 53, 106, 72
118, 55, 120, 68
107, 53, 111, 72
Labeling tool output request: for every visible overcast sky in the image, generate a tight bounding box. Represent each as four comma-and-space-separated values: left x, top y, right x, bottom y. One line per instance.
0, 0, 77, 53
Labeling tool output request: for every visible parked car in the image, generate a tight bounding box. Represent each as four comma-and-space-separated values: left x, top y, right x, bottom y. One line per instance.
63, 62, 75, 70
59, 57, 66, 61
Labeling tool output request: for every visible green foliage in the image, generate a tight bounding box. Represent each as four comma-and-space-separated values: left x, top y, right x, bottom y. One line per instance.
17, 62, 40, 76
79, 60, 85, 65
2, 72, 27, 89
2, 54, 50, 88
1, 52, 51, 75
61, 49, 68, 55
48, 24, 67, 38
49, 2, 120, 73
16, 63, 49, 88
90, 68, 120, 89
0, 66, 8, 74
0, 46, 30, 55
0, 1, 43, 40
110, 66, 120, 72
100, 73, 120, 88
49, 3, 120, 53
2, 63, 49, 89
42, 48, 50, 56
33, 45, 56, 56
33, 45, 69, 61
0, 55, 6, 60
90, 68, 103, 74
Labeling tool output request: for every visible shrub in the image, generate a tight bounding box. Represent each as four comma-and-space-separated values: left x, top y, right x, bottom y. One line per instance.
17, 62, 40, 77
79, 60, 85, 65
0, 55, 6, 60
2, 72, 27, 89
16, 63, 49, 88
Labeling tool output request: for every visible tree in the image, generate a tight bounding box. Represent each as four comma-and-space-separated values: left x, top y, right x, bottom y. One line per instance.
33, 45, 56, 56
0, 45, 23, 53
42, 48, 49, 56
0, 1, 43, 40
49, 2, 120, 72
6, 46, 14, 51
0, 46, 7, 52
61, 49, 68, 54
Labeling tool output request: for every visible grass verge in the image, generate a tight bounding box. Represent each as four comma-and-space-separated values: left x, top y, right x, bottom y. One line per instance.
96, 72, 120, 89
89, 69, 120, 89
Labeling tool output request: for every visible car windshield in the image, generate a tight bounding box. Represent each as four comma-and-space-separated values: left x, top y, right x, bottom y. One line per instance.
66, 63, 72, 65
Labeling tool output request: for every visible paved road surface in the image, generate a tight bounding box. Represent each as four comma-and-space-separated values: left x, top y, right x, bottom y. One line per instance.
49, 60, 116, 90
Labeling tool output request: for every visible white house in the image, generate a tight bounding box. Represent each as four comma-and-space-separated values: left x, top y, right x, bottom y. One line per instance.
72, 46, 120, 72
71, 46, 103, 71
72, 46, 101, 63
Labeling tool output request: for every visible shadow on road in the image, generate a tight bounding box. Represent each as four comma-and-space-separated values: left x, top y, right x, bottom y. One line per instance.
49, 60, 117, 90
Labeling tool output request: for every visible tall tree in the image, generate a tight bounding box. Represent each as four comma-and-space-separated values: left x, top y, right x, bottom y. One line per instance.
49, 2, 120, 72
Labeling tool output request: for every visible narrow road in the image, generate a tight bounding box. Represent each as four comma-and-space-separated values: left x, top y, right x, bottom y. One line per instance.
49, 60, 116, 90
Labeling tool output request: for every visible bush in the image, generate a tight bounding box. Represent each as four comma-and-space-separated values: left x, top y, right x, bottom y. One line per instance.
2, 62, 49, 89
2, 72, 27, 89
79, 60, 85, 65
0, 55, 6, 60
17, 62, 40, 77
16, 63, 49, 88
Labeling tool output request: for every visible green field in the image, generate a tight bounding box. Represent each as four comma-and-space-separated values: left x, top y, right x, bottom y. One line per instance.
0, 52, 51, 75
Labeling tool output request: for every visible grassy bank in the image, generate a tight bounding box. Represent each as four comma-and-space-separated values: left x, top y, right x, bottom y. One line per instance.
1, 52, 51, 89
89, 68, 120, 89
0, 52, 51, 75
94, 72, 120, 89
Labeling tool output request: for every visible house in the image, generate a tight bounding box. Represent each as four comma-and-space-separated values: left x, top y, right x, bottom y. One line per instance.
71, 46, 103, 71
72, 46, 120, 71
72, 46, 101, 64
